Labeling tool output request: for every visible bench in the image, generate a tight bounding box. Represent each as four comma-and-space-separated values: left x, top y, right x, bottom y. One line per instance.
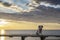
0, 25, 60, 40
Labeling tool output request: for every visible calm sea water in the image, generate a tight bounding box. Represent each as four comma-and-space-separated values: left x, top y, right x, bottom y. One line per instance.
0, 30, 60, 40
4, 30, 60, 40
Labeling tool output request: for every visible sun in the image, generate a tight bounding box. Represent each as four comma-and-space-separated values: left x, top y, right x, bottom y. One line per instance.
0, 19, 9, 26
0, 19, 9, 40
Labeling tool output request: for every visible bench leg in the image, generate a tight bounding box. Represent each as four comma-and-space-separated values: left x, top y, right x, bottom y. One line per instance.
21, 36, 26, 40
40, 37, 46, 40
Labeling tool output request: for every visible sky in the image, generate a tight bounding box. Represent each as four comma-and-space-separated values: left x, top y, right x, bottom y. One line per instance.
0, 0, 60, 13
0, 0, 33, 13
0, 0, 60, 23
0, 0, 60, 30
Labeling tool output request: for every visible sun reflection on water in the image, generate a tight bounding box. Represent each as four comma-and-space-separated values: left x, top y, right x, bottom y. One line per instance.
1, 29, 5, 40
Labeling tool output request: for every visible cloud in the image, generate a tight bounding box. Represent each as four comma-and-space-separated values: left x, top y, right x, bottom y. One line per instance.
1, 0, 60, 13
0, 0, 60, 24
34, 0, 60, 5
40, 2, 60, 8
0, 2, 24, 13
24, 0, 60, 22
0, 0, 36, 13
2, 2, 12, 7
0, 8, 60, 23
2, 0, 13, 4
33, 0, 60, 8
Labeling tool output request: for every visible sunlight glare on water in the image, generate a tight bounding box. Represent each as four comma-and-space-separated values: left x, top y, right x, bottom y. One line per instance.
1, 29, 5, 40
